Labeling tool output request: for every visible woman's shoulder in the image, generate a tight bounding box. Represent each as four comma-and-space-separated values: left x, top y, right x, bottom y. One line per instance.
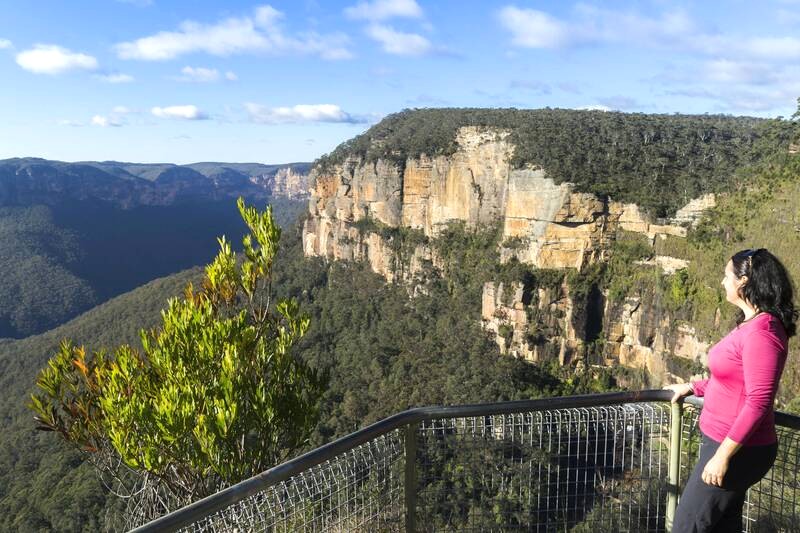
745, 313, 788, 347
760, 312, 785, 332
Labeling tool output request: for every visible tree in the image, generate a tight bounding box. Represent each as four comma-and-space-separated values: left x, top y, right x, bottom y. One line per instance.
29, 198, 325, 528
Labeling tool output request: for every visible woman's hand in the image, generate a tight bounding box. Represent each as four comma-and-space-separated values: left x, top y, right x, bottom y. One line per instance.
702, 452, 730, 487
662, 382, 694, 403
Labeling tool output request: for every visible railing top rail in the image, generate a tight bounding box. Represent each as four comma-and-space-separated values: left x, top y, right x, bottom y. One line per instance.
684, 395, 800, 430
132, 389, 800, 532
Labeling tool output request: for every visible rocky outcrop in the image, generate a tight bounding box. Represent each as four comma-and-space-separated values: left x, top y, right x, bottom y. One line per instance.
672, 194, 716, 227
271, 167, 309, 199
616, 203, 687, 240
484, 280, 711, 385
603, 297, 710, 384
499, 172, 615, 269
635, 255, 690, 275
251, 166, 310, 199
482, 281, 574, 364
303, 126, 716, 383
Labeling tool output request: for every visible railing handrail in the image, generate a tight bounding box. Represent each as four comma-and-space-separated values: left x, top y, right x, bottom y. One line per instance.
685, 395, 800, 430
133, 389, 800, 532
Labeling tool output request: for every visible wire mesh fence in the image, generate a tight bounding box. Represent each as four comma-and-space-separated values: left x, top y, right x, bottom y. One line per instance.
413, 403, 672, 532
175, 429, 405, 533
680, 404, 800, 533
134, 392, 800, 533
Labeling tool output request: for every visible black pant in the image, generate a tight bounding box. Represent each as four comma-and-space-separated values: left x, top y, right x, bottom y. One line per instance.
672, 432, 778, 533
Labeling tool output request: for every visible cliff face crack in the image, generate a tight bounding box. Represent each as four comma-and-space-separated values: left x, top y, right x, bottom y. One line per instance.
553, 220, 594, 228
468, 169, 484, 206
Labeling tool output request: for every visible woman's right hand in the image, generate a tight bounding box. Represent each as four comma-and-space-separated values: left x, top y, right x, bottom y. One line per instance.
663, 382, 694, 403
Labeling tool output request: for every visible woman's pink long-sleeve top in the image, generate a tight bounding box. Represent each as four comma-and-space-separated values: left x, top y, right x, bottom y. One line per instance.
691, 312, 788, 446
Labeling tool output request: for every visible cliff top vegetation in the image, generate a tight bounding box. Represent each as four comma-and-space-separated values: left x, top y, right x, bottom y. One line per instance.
315, 107, 796, 217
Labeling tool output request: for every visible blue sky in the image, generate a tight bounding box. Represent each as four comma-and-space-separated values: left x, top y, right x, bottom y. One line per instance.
1, 0, 799, 164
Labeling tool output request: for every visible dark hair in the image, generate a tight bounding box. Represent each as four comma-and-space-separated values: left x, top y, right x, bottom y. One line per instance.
731, 248, 798, 337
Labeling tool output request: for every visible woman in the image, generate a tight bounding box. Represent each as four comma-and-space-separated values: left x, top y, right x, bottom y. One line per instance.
664, 248, 797, 532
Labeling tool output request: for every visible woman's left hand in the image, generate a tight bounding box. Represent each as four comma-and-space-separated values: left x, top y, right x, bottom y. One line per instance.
702, 452, 730, 487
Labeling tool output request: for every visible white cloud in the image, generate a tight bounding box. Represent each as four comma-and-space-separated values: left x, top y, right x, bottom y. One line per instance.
346, 1, 431, 57
0, 39, 12, 50
254, 5, 281, 27
597, 95, 639, 111
572, 4, 696, 48
58, 119, 85, 127
496, 4, 800, 114
365, 24, 431, 55
578, 105, 611, 112
497, 5, 698, 50
497, 7, 571, 49
16, 44, 98, 75
112, 106, 132, 114
116, 18, 266, 60
244, 103, 366, 124
115, 5, 352, 61
316, 43, 354, 60
705, 60, 776, 85
497, 4, 800, 63
716, 88, 800, 112
178, 66, 220, 82
344, 0, 422, 21
151, 105, 208, 120
91, 115, 123, 127
743, 37, 800, 60
659, 62, 800, 114
659, 61, 800, 114
94, 73, 134, 83
174, 66, 239, 82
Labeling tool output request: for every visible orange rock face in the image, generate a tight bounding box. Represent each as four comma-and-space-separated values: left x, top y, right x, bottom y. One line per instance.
303, 126, 714, 382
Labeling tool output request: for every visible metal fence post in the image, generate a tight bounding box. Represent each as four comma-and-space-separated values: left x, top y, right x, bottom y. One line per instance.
666, 400, 683, 532
404, 422, 418, 533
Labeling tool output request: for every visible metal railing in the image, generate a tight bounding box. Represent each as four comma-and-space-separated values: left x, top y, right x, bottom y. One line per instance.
133, 390, 800, 532
680, 397, 800, 533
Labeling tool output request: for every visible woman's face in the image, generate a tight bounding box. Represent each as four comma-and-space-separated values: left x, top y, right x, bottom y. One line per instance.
721, 259, 745, 304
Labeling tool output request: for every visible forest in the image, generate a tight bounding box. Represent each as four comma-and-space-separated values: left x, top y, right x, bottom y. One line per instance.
0, 198, 304, 338
0, 211, 621, 530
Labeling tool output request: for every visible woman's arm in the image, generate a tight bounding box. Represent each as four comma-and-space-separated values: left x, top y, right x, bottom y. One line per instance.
690, 378, 710, 397
663, 382, 694, 402
725, 329, 785, 444
701, 437, 742, 487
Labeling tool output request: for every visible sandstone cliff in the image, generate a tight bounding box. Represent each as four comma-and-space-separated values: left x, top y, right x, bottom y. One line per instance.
303, 126, 716, 384
250, 165, 310, 200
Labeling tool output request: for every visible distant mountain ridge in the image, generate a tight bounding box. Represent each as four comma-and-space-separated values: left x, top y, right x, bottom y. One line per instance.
0, 158, 312, 207
0, 158, 308, 339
